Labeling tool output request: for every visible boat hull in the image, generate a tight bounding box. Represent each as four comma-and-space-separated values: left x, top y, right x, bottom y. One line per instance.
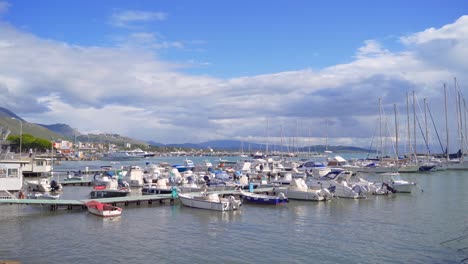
90, 189, 129, 198
240, 191, 288, 205
86, 201, 122, 217
178, 193, 241, 211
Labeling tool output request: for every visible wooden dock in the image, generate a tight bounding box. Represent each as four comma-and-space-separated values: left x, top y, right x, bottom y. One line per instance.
0, 187, 274, 211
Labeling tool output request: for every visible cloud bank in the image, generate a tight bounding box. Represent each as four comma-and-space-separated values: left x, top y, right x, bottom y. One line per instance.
0, 12, 467, 149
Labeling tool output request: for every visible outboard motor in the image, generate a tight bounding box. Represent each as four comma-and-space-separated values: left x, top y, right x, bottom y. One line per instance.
50, 180, 60, 192
203, 175, 210, 183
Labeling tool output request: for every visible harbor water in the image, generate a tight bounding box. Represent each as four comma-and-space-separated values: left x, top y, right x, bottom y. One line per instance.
1, 156, 468, 263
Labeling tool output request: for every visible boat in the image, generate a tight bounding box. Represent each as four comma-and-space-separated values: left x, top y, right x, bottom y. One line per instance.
141, 179, 174, 195
27, 192, 61, 200
273, 178, 332, 201
239, 190, 288, 205
173, 159, 195, 172
123, 166, 144, 187
307, 169, 366, 199
178, 192, 241, 211
297, 160, 331, 178
63, 171, 84, 181
102, 151, 142, 161
26, 178, 62, 192
89, 177, 130, 198
85, 200, 122, 217
379, 173, 417, 193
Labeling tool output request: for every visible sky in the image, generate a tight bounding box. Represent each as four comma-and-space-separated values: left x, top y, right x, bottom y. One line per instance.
0, 0, 467, 152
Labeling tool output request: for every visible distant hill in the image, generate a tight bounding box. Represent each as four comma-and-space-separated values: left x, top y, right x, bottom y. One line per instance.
153, 140, 372, 153
0, 107, 67, 140
77, 133, 148, 146
37, 123, 80, 138
0, 107, 374, 152
0, 107, 24, 121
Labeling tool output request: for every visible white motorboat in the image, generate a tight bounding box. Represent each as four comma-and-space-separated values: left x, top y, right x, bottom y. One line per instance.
26, 178, 62, 192
178, 192, 241, 211
380, 173, 416, 193
273, 178, 332, 201
27, 192, 60, 200
297, 160, 331, 178
307, 169, 366, 199
123, 166, 144, 187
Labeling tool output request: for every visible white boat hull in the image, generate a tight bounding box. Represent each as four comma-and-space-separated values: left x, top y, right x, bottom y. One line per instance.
178, 193, 241, 211
392, 182, 415, 193
274, 187, 329, 201
87, 207, 122, 217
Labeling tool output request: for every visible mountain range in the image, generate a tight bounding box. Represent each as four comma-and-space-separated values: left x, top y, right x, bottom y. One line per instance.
0, 107, 372, 152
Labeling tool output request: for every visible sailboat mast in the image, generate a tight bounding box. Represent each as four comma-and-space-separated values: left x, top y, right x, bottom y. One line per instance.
407, 92, 411, 159
325, 119, 328, 152
424, 98, 428, 157
379, 98, 382, 159
394, 104, 399, 160
413, 91, 417, 159
444, 84, 449, 160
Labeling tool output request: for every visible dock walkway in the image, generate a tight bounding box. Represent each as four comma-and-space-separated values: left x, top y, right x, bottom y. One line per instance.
0, 187, 274, 211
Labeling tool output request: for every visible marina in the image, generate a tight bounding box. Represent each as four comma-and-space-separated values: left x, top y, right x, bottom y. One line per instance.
1, 156, 468, 263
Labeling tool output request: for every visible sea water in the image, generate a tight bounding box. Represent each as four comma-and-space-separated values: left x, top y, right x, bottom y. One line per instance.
0, 156, 467, 263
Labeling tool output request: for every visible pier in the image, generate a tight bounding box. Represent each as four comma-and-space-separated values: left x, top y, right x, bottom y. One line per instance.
0, 187, 274, 211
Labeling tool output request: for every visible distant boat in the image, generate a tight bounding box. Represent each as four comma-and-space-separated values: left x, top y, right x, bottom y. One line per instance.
102, 151, 141, 161
85, 201, 122, 217
172, 159, 195, 172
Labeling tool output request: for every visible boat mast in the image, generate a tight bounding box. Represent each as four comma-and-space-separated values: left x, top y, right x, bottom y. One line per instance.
407, 92, 411, 160
455, 77, 463, 162
424, 98, 428, 159
413, 91, 417, 160
394, 103, 399, 160
379, 98, 383, 160
325, 119, 329, 153
444, 83, 449, 160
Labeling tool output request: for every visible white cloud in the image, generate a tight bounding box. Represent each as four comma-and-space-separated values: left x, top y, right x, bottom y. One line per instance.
355, 40, 390, 59
110, 10, 167, 28
0, 15, 467, 149
401, 15, 468, 45
115, 32, 185, 50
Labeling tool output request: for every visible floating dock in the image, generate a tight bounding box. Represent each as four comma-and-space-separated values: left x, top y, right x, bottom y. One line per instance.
0, 187, 274, 211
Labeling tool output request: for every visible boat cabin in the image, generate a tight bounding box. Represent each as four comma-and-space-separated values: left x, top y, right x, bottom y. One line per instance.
23, 157, 53, 177
0, 160, 29, 192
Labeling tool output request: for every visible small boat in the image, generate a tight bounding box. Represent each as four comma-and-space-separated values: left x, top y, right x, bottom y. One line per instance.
26, 178, 62, 192
380, 173, 417, 193
63, 171, 84, 181
27, 192, 61, 200
90, 187, 130, 198
178, 192, 241, 211
239, 190, 288, 205
85, 200, 122, 217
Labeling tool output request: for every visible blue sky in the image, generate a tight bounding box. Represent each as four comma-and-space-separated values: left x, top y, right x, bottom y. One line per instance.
4, 1, 466, 77
0, 0, 467, 151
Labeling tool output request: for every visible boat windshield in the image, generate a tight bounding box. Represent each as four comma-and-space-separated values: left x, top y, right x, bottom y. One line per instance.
391, 174, 403, 181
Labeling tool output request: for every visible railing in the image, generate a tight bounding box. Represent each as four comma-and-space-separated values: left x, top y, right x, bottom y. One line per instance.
0, 190, 17, 200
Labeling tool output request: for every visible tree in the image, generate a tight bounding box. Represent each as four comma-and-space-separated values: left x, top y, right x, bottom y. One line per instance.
7, 134, 52, 152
